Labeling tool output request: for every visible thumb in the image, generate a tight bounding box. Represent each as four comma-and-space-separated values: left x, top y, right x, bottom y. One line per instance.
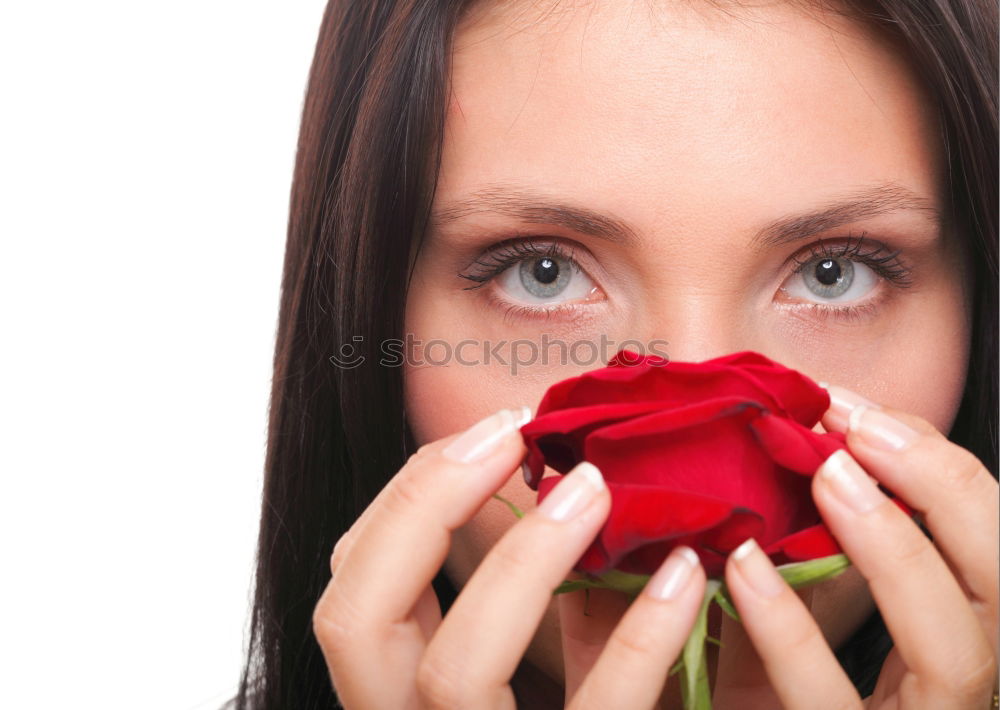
558, 581, 634, 704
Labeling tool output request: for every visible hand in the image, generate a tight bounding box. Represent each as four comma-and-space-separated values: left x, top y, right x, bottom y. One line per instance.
720, 385, 999, 709
312, 407, 708, 709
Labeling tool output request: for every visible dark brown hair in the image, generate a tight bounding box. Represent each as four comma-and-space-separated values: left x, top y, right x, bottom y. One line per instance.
226, 1, 997, 707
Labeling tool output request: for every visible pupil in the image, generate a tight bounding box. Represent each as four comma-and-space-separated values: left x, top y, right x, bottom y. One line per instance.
533, 258, 559, 284
815, 259, 841, 286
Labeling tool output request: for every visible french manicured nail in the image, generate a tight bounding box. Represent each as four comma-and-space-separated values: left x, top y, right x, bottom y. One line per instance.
442, 406, 532, 463
818, 449, 884, 513
732, 538, 785, 598
848, 404, 919, 451
646, 546, 700, 600
819, 382, 879, 426
537, 462, 605, 521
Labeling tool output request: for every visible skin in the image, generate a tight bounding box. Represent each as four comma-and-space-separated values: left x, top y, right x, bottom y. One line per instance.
312, 1, 997, 708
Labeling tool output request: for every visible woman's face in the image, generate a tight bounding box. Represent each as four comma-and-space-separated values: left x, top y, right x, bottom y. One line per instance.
403, 0, 970, 688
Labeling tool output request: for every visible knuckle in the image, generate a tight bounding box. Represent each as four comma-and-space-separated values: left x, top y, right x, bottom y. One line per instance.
413, 441, 436, 462
608, 624, 662, 659
416, 654, 474, 709
486, 530, 538, 577
779, 614, 824, 658
938, 447, 988, 490
941, 647, 998, 697
312, 586, 363, 652
859, 529, 936, 589
384, 468, 429, 513
329, 534, 351, 574
881, 533, 934, 572
401, 446, 430, 471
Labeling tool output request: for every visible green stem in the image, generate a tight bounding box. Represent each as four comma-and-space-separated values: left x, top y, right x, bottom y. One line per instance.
553, 554, 853, 710
490, 493, 524, 519
680, 579, 719, 710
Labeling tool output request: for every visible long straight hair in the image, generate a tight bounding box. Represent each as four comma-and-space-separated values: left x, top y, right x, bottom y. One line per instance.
227, 1, 998, 707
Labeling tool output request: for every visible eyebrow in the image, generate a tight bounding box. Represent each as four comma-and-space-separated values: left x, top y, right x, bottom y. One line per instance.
750, 182, 942, 251
430, 181, 942, 249
430, 185, 640, 246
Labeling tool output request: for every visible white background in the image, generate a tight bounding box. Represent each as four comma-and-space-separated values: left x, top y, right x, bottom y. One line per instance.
1, 2, 328, 707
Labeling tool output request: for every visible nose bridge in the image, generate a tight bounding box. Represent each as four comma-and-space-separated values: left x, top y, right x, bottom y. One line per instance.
634, 294, 749, 364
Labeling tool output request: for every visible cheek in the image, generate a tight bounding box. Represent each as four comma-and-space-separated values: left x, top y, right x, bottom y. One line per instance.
789, 274, 971, 436
403, 272, 571, 589
404, 361, 552, 590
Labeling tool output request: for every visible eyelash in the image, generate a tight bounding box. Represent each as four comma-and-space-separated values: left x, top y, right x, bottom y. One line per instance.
457, 231, 913, 321
789, 231, 913, 288
458, 238, 580, 291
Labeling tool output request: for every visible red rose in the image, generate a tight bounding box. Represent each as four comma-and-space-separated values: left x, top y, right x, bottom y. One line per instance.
520, 350, 849, 577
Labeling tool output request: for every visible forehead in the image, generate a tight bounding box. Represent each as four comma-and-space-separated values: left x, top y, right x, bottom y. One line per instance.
440, 0, 943, 232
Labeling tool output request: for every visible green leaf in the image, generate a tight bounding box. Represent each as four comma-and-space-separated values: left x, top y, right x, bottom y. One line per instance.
552, 579, 603, 595
776, 553, 851, 588
490, 493, 524, 519
669, 657, 683, 676
713, 584, 741, 622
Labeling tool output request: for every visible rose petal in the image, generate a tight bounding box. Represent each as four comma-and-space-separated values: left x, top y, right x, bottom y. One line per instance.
581, 397, 766, 489
766, 522, 841, 563
536, 476, 748, 575
613, 540, 733, 577
583, 399, 818, 544
520, 401, 671, 488
699, 506, 767, 554
735, 366, 829, 425
536, 353, 823, 426
749, 414, 847, 475
607, 350, 669, 368
577, 501, 764, 577
891, 496, 915, 517
764, 499, 913, 565
596, 484, 741, 554
703, 351, 830, 425
524, 349, 843, 577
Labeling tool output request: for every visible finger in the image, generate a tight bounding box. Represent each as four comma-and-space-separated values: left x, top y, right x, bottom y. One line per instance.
312, 406, 531, 707
329, 465, 414, 576
822, 384, 999, 649
329, 492, 383, 575
325, 406, 531, 620
712, 587, 819, 708
568, 547, 706, 710
812, 449, 996, 704
417, 461, 610, 708
559, 584, 633, 706
329, 420, 491, 576
334, 517, 446, 642
724, 538, 861, 710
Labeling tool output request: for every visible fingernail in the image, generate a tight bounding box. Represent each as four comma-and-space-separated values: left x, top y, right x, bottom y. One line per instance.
537, 461, 605, 521
848, 405, 919, 451
817, 449, 884, 513
731, 538, 785, 598
646, 546, 699, 600
442, 406, 532, 463
820, 383, 879, 429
